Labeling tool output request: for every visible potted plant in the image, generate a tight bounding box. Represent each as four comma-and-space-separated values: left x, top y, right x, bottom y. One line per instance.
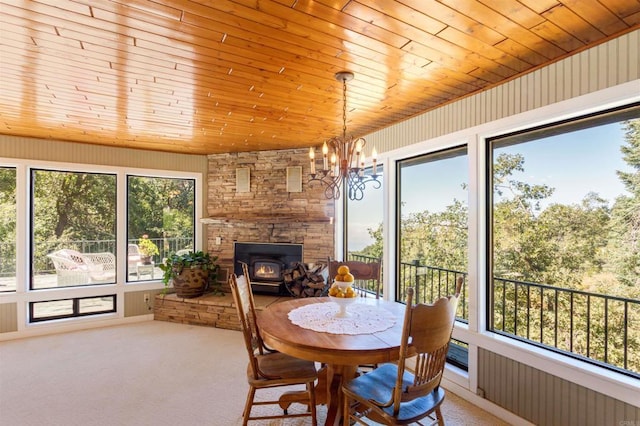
137, 235, 159, 264
159, 250, 220, 298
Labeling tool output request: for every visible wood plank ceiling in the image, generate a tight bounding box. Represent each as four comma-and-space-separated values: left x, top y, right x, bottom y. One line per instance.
1, 0, 639, 155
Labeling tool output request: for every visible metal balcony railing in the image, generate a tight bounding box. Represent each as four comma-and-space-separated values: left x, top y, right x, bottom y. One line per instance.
26, 237, 194, 275
492, 276, 639, 378
398, 261, 468, 322
397, 260, 639, 378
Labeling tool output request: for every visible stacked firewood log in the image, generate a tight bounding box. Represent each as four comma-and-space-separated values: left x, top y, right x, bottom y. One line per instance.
283, 262, 329, 297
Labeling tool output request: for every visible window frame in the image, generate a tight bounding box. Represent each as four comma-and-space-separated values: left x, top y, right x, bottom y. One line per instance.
0, 166, 17, 293
125, 174, 197, 283
29, 295, 117, 322
485, 102, 640, 379
30, 168, 118, 290
395, 145, 470, 370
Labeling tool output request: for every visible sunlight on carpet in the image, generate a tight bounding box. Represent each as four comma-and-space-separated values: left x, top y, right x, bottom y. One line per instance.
244, 384, 504, 426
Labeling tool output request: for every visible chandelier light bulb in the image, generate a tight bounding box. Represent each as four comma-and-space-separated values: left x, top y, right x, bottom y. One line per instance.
309, 147, 316, 174
372, 147, 378, 176
322, 141, 329, 170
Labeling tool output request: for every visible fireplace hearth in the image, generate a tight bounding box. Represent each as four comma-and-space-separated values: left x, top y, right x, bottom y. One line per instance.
233, 242, 303, 294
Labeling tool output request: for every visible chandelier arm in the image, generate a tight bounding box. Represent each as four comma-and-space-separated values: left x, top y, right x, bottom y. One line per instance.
347, 174, 365, 201
307, 71, 380, 201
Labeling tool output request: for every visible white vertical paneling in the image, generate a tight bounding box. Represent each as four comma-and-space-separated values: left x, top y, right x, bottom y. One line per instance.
596, 44, 613, 90
539, 66, 549, 106
607, 43, 618, 88
478, 349, 640, 425
0, 303, 17, 333
569, 53, 579, 98
560, 379, 570, 424
574, 49, 592, 96
628, 33, 639, 79
595, 392, 607, 426
550, 60, 561, 104
123, 289, 161, 317
519, 74, 528, 114
577, 382, 588, 425
586, 47, 598, 93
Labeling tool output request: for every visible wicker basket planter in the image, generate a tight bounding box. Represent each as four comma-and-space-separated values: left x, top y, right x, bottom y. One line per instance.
172, 267, 210, 298
160, 250, 219, 299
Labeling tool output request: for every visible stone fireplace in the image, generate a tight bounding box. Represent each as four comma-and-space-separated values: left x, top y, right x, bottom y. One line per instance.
205, 148, 335, 292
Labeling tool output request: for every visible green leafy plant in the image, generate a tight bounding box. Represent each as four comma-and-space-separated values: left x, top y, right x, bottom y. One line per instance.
159, 250, 220, 292
138, 235, 159, 257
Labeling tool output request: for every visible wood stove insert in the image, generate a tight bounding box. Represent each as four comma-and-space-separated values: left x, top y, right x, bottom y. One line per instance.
233, 242, 303, 294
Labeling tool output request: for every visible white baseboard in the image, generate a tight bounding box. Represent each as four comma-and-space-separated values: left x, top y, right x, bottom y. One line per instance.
0, 314, 154, 342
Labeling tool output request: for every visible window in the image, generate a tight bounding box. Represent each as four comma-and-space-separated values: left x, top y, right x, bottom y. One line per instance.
346, 166, 383, 293
397, 147, 469, 368
32, 170, 117, 289
397, 147, 469, 308
30, 295, 116, 322
488, 104, 640, 377
0, 167, 16, 292
126, 176, 195, 282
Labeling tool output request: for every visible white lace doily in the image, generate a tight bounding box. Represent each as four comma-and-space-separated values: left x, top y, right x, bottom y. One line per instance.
288, 301, 396, 335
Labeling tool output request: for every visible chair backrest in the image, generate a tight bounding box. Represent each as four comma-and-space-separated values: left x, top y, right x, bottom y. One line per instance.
328, 259, 382, 298
229, 273, 265, 380
128, 244, 140, 256
52, 249, 88, 267
393, 285, 460, 414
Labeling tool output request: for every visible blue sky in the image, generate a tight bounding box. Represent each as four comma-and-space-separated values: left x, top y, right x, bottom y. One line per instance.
496, 123, 631, 209
347, 121, 633, 250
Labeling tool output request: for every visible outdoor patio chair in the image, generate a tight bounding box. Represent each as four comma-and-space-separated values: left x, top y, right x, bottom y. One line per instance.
47, 249, 116, 285
127, 244, 142, 272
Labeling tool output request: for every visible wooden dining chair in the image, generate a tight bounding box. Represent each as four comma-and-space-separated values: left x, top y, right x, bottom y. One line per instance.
328, 258, 382, 298
341, 279, 462, 426
229, 273, 318, 426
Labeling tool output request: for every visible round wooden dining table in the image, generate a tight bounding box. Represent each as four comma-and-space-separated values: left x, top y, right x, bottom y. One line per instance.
257, 296, 409, 426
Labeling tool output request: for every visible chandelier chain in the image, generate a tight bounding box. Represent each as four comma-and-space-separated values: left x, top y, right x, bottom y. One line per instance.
342, 77, 347, 140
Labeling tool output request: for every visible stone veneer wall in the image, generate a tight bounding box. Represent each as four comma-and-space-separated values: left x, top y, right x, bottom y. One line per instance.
206, 148, 335, 290
153, 294, 241, 330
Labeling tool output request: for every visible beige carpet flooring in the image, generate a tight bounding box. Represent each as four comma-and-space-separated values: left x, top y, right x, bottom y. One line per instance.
0, 321, 509, 425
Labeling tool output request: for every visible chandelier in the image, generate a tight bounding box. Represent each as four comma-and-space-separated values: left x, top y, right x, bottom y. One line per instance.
308, 71, 380, 201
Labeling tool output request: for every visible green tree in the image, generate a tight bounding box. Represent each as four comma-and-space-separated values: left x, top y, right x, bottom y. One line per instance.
0, 168, 16, 274
127, 177, 194, 242
358, 223, 383, 260
492, 153, 555, 281
33, 171, 116, 243
398, 199, 468, 271
609, 119, 640, 287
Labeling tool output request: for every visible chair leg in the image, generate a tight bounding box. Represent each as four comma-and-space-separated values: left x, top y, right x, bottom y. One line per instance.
343, 392, 351, 425
435, 406, 444, 426
308, 381, 317, 426
242, 386, 256, 426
